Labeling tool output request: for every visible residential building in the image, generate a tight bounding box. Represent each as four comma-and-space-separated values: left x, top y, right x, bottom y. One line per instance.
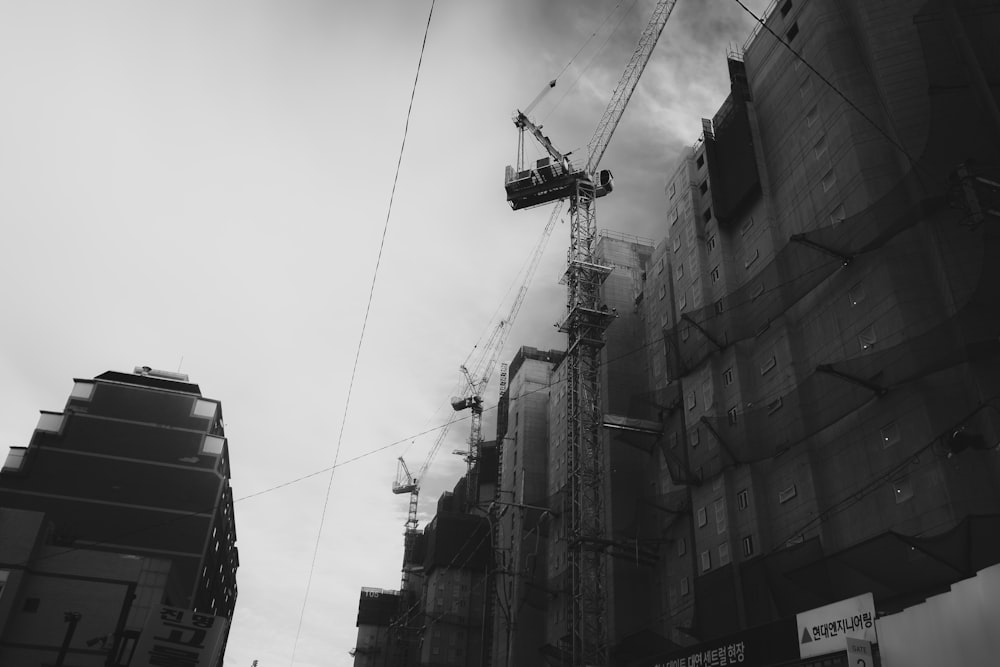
356, 455, 495, 667
492, 346, 563, 667
0, 366, 239, 661
0, 506, 172, 666
641, 0, 1000, 662
351, 587, 402, 667
360, 1, 1000, 663
492, 233, 660, 664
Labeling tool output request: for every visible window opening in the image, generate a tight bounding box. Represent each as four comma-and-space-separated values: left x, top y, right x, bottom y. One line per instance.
737, 489, 749, 510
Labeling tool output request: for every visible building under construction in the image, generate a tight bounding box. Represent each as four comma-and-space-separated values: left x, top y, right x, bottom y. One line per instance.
352, 0, 1000, 664
352, 455, 495, 667
638, 0, 1000, 663
495, 0, 1000, 664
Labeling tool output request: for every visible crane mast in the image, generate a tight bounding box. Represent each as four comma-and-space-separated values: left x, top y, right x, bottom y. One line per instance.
504, 2, 677, 665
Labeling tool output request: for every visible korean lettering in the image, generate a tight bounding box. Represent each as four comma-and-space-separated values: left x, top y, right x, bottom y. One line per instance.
145, 606, 218, 667
726, 641, 745, 663
191, 613, 216, 629
160, 608, 184, 623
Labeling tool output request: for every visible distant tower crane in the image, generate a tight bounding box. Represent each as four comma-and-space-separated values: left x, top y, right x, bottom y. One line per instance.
450, 208, 560, 510
503, 2, 678, 665
392, 413, 459, 592
391, 204, 562, 591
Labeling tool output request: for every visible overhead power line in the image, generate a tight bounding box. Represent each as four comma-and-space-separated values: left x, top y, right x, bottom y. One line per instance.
290, 1, 439, 664
729, 0, 930, 185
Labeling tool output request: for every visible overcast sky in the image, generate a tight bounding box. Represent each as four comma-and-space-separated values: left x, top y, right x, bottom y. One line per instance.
0, 1, 770, 665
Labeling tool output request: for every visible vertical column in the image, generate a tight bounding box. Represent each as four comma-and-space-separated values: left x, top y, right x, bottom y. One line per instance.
564, 176, 610, 667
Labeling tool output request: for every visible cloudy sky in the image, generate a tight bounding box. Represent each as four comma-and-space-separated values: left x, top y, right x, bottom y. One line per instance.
0, 1, 770, 665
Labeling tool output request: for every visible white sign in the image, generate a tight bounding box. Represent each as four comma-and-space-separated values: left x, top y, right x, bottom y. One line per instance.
132, 604, 227, 667
846, 637, 873, 667
796, 592, 877, 658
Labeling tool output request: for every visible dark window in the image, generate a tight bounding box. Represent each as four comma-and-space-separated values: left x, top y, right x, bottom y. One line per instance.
787, 22, 799, 41
696, 154, 705, 169
703, 208, 713, 222
737, 489, 749, 510
780, 0, 792, 17
742, 534, 755, 557
699, 180, 708, 195
707, 235, 716, 252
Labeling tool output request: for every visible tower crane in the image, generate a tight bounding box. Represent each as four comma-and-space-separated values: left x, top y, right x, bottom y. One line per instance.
392, 412, 459, 592
503, 2, 678, 665
391, 202, 563, 591
451, 201, 563, 509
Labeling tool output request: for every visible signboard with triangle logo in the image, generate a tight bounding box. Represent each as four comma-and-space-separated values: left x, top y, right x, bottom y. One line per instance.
795, 593, 878, 659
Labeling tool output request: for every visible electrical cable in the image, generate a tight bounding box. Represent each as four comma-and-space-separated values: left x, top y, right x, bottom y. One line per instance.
729, 0, 934, 187
598, 396, 1000, 641
289, 2, 437, 664
554, 1, 628, 83
16, 419, 461, 571
389, 517, 494, 630
545, 0, 644, 124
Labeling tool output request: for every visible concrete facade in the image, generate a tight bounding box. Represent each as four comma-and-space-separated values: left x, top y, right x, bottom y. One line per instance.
492, 346, 563, 667
351, 588, 402, 667
0, 367, 239, 661
0, 507, 171, 666
642, 0, 1000, 652
492, 236, 658, 663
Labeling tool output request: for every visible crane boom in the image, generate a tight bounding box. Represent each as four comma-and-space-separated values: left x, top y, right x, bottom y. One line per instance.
466, 200, 563, 398
394, 200, 564, 591
454, 201, 563, 506
586, 0, 678, 174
